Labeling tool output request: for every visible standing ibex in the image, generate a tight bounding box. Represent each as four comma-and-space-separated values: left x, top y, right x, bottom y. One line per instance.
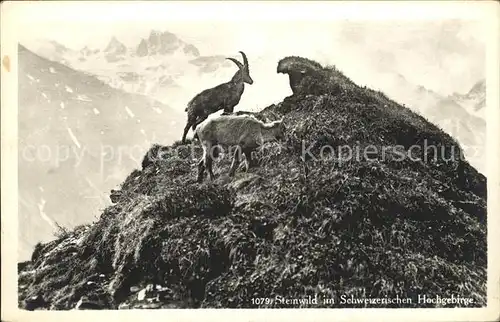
195, 114, 285, 182
181, 51, 253, 144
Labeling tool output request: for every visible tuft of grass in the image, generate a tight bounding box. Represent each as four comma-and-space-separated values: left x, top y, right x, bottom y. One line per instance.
53, 221, 71, 239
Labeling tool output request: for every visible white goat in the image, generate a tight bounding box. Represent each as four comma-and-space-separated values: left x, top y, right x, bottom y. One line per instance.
195, 114, 285, 182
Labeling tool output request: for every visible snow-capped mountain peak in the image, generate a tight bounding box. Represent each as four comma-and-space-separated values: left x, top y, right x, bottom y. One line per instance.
134, 29, 200, 57
136, 39, 149, 57
104, 36, 127, 55
467, 79, 486, 99
447, 78, 486, 116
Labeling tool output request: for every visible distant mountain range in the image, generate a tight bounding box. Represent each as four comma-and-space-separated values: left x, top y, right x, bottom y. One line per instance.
371, 72, 486, 173
22, 30, 236, 108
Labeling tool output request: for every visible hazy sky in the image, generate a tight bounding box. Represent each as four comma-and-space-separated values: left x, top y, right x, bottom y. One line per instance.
10, 2, 488, 96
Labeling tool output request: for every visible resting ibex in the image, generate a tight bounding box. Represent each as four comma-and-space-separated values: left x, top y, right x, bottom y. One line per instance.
181, 51, 253, 144
195, 114, 284, 182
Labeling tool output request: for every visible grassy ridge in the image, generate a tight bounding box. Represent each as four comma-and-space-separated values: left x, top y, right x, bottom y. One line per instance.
18, 57, 486, 309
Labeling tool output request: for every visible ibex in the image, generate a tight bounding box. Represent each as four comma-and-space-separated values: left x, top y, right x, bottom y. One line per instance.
181, 51, 253, 144
195, 114, 285, 183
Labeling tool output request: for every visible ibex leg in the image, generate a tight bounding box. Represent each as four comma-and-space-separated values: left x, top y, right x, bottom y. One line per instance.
192, 115, 208, 131
243, 148, 255, 172
229, 146, 242, 177
181, 121, 191, 144
205, 150, 215, 181
197, 157, 205, 183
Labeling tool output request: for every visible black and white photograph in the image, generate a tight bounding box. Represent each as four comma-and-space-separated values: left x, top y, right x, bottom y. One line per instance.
1, 1, 499, 321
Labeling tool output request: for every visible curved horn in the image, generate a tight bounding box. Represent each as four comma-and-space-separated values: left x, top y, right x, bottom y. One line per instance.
226, 57, 244, 70
239, 51, 249, 69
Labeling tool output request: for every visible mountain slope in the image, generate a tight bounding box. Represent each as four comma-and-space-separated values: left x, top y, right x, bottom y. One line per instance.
18, 44, 183, 261
18, 57, 486, 310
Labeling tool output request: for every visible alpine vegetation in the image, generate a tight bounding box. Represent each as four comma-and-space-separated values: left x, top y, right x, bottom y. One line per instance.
18, 56, 487, 310
181, 51, 254, 144
195, 114, 285, 182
